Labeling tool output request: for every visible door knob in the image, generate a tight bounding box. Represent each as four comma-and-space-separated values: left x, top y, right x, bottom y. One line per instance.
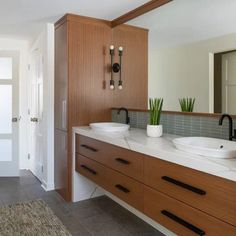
30, 117, 38, 122
12, 117, 18, 122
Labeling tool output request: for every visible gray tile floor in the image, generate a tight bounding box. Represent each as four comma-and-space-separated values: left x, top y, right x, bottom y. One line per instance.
0, 170, 164, 236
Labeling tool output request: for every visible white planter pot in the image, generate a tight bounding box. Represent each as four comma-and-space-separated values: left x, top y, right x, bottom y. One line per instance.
147, 124, 163, 138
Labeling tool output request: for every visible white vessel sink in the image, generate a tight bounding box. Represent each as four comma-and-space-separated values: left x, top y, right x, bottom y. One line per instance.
89, 122, 130, 132
173, 137, 236, 159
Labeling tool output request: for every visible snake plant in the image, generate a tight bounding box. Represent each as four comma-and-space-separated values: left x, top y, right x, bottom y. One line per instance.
179, 98, 195, 112
149, 98, 163, 125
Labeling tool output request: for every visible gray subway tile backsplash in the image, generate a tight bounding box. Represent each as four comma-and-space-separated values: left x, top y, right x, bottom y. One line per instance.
112, 109, 235, 140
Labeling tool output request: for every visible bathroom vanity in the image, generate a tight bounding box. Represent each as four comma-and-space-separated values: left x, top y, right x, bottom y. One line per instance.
72, 127, 236, 236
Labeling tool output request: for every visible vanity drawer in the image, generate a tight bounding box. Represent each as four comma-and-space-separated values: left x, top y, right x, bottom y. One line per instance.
105, 166, 144, 211
76, 154, 108, 189
76, 135, 144, 182
144, 156, 236, 226
76, 153, 143, 211
144, 186, 236, 236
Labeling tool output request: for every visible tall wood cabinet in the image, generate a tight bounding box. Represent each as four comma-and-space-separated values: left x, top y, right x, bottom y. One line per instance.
54, 14, 148, 201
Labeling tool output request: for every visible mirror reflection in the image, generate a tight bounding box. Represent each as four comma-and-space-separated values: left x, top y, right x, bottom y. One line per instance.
128, 0, 236, 115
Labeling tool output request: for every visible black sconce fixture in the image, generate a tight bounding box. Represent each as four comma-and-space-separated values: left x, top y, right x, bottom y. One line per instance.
109, 45, 123, 90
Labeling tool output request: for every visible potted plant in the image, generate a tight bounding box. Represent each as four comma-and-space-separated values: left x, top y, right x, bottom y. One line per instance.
179, 98, 195, 112
147, 98, 163, 137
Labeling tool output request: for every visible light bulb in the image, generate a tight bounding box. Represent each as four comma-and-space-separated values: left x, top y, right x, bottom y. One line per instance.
110, 84, 115, 90
118, 80, 123, 90
119, 46, 123, 51
110, 45, 114, 50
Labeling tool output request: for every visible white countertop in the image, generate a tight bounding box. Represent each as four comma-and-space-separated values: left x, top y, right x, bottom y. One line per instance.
73, 126, 236, 182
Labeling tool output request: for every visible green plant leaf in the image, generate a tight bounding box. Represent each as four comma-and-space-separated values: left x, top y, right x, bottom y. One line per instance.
149, 98, 163, 125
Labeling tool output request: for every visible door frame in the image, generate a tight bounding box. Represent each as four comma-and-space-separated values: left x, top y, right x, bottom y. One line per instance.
0, 51, 20, 176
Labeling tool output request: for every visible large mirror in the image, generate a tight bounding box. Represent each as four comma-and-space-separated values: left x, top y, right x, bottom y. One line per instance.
128, 0, 236, 115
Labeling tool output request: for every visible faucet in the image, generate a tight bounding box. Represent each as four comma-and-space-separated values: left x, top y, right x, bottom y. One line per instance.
219, 114, 236, 141
117, 107, 130, 124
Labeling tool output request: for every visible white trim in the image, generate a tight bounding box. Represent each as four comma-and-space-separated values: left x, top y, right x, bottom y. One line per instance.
41, 180, 54, 191
209, 53, 214, 113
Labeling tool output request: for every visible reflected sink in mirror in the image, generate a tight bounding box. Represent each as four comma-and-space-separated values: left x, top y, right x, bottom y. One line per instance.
173, 137, 236, 159
90, 122, 130, 132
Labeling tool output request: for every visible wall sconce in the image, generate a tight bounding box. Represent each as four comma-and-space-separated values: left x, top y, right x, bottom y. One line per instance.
109, 45, 123, 90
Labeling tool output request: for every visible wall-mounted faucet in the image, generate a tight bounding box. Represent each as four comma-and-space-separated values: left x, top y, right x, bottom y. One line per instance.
117, 107, 130, 125
219, 114, 236, 141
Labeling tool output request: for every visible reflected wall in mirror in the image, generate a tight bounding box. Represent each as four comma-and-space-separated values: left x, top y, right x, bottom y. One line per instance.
128, 0, 236, 115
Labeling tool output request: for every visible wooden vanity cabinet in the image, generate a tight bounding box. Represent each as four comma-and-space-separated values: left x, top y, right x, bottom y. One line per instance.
75, 134, 236, 235
54, 14, 148, 201
144, 156, 236, 226
76, 154, 144, 211
77, 135, 144, 182
144, 186, 236, 236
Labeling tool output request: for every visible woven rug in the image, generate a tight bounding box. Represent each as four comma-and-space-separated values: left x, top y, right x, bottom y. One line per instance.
0, 199, 71, 236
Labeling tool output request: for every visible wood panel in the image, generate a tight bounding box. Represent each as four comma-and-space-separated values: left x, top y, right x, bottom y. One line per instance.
111, 0, 172, 28
68, 20, 112, 126
144, 156, 236, 226
76, 154, 144, 211
54, 22, 68, 131
76, 135, 144, 182
54, 14, 149, 201
54, 21, 69, 200
54, 129, 68, 199
66, 19, 112, 201
76, 154, 109, 188
144, 186, 236, 236
111, 25, 148, 109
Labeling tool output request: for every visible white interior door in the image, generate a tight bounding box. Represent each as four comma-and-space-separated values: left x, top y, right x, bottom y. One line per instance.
29, 50, 44, 181
222, 52, 236, 114
0, 51, 19, 176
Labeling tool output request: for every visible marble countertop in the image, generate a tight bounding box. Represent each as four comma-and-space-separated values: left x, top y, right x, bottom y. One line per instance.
73, 126, 236, 182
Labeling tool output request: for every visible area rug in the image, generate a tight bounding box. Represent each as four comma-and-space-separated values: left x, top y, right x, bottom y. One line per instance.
0, 199, 71, 236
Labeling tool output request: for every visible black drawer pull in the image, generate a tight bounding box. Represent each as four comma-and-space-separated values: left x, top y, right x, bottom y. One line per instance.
115, 184, 130, 193
81, 144, 98, 152
115, 158, 130, 165
81, 165, 97, 175
161, 176, 206, 195
161, 210, 205, 236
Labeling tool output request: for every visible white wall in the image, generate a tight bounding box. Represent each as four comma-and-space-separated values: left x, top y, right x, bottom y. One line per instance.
149, 32, 236, 112
0, 38, 29, 170
30, 23, 54, 190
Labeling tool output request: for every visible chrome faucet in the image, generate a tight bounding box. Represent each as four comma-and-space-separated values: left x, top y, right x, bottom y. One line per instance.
117, 107, 130, 124
219, 114, 236, 141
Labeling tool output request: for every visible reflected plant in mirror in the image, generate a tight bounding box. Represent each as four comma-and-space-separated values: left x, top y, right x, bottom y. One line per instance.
179, 98, 195, 112
128, 0, 236, 116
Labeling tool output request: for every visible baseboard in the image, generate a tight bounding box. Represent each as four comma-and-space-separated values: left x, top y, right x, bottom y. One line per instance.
41, 180, 54, 191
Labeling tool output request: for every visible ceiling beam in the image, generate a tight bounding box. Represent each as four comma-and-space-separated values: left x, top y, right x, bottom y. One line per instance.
111, 0, 173, 28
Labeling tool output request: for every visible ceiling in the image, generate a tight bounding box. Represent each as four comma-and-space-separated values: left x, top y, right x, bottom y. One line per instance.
129, 0, 236, 48
0, 0, 149, 41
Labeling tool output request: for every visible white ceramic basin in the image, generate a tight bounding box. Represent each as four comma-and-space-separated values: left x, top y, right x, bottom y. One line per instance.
173, 137, 236, 159
89, 122, 130, 132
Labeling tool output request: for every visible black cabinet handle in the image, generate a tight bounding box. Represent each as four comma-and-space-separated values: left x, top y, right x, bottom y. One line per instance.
115, 158, 130, 165
161, 176, 206, 195
161, 210, 205, 236
81, 165, 97, 175
115, 184, 130, 193
81, 144, 98, 152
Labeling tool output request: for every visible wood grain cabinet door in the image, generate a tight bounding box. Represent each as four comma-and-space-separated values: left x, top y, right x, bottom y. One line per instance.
144, 186, 236, 236
54, 129, 68, 199
144, 156, 236, 226
55, 22, 68, 131
76, 135, 144, 182
76, 154, 108, 189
